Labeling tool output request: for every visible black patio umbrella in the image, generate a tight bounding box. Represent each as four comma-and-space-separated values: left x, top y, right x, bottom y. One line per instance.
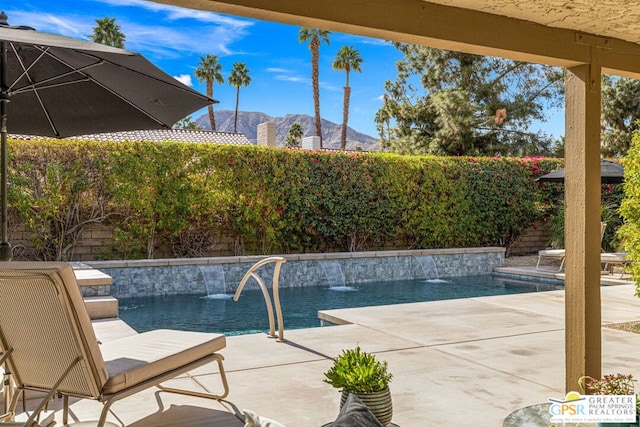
0, 12, 213, 260
536, 160, 624, 184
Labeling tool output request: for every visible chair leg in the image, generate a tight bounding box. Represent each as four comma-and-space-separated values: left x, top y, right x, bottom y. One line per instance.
157, 355, 230, 400
63, 395, 69, 425
97, 399, 116, 427
536, 256, 565, 272
535, 256, 543, 271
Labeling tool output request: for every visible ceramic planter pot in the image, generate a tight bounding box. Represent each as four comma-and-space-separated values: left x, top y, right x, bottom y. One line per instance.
340, 387, 393, 426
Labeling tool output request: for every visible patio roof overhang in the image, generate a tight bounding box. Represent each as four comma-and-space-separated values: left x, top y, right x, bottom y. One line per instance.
155, 0, 640, 392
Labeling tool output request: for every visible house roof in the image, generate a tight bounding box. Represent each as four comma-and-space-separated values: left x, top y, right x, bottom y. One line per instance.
10, 129, 252, 146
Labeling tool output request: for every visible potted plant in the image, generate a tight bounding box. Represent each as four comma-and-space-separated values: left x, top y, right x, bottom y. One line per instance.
579, 373, 640, 427
323, 346, 393, 426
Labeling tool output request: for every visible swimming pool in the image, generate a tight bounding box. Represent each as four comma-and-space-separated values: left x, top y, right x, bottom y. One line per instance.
118, 275, 563, 335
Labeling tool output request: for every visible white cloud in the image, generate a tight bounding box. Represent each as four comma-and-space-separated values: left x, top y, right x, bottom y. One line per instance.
6, 11, 92, 40
320, 82, 341, 92
267, 67, 310, 84
174, 74, 193, 87
123, 22, 243, 57
91, 0, 253, 27
7, 0, 253, 58
276, 75, 309, 83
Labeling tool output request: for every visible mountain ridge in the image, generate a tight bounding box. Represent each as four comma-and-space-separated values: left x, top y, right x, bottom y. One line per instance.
195, 110, 380, 151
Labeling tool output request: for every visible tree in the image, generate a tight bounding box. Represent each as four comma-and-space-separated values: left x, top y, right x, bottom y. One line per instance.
299, 27, 331, 147
89, 17, 125, 48
286, 122, 304, 147
173, 116, 203, 130
333, 46, 363, 150
228, 62, 251, 133
375, 43, 564, 156
601, 76, 640, 158
195, 55, 224, 131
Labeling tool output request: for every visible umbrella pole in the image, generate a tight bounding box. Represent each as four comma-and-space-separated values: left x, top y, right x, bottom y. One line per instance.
0, 38, 12, 420
0, 41, 10, 261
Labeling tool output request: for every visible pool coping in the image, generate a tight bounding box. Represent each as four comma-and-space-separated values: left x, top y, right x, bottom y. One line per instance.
86, 247, 505, 268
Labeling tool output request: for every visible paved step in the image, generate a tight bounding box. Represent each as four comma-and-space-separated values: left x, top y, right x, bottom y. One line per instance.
74, 266, 119, 320
84, 295, 119, 320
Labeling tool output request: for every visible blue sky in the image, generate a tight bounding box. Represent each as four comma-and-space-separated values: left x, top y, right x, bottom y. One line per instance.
6, 0, 564, 139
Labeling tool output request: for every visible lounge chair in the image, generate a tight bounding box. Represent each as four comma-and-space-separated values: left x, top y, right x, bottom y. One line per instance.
536, 248, 566, 272
0, 262, 229, 427
600, 252, 629, 276
536, 222, 607, 272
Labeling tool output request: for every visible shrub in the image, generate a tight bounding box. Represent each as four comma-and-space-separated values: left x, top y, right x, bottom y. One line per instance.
620, 131, 640, 293
7, 138, 562, 260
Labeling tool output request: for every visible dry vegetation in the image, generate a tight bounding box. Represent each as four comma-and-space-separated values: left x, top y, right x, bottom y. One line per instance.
606, 322, 640, 334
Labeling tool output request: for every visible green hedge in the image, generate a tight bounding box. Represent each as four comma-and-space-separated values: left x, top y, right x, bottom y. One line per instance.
620, 132, 640, 293
7, 139, 563, 260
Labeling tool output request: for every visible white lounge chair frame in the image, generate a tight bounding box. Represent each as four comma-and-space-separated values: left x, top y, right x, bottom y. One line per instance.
536, 249, 566, 272
0, 262, 229, 427
536, 222, 607, 272
600, 252, 629, 276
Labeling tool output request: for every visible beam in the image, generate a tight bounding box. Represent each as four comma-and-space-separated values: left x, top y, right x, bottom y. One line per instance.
158, 0, 640, 77
564, 59, 602, 392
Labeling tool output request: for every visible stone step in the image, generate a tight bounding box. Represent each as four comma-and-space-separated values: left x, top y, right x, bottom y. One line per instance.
75, 267, 113, 298
84, 295, 119, 320
74, 266, 113, 287
73, 266, 119, 320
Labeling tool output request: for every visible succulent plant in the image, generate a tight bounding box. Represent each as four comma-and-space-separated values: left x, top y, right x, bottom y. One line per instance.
323, 346, 392, 393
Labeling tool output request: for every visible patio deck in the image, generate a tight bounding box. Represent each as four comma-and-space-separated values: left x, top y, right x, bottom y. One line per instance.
10, 269, 640, 426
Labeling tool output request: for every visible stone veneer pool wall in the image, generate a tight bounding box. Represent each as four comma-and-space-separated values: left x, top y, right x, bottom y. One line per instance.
87, 247, 505, 299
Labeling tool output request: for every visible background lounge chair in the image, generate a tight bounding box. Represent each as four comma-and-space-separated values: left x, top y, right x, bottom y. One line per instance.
600, 252, 628, 276
536, 222, 607, 272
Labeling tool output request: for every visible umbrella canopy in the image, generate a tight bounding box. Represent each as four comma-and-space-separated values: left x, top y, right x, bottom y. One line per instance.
536, 160, 624, 184
0, 12, 213, 260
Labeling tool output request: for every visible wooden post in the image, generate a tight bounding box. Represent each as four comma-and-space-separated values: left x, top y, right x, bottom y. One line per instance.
564, 57, 602, 392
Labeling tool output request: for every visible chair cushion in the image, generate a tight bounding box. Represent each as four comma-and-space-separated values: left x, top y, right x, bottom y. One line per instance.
100, 329, 226, 395
601, 252, 627, 262
538, 249, 565, 257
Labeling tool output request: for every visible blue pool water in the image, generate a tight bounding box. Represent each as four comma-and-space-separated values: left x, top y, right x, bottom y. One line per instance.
118, 275, 562, 336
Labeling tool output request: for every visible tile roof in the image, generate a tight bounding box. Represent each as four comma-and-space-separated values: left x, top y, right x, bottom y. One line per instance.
10, 129, 252, 146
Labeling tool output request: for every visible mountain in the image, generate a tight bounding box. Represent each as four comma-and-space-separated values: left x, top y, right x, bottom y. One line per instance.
195, 110, 381, 151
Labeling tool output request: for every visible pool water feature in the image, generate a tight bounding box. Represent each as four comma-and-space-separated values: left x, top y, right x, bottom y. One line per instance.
118, 275, 563, 336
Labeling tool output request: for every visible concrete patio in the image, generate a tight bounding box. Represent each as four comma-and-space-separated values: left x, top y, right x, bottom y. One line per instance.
24, 273, 640, 426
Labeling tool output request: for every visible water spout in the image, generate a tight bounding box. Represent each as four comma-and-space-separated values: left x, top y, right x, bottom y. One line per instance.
413, 255, 447, 282
199, 264, 232, 299
318, 260, 357, 291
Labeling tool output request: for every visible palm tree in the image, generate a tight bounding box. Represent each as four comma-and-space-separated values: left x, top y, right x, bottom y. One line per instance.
89, 17, 125, 48
332, 46, 363, 150
228, 62, 251, 133
298, 27, 331, 148
195, 55, 224, 131
287, 122, 304, 147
